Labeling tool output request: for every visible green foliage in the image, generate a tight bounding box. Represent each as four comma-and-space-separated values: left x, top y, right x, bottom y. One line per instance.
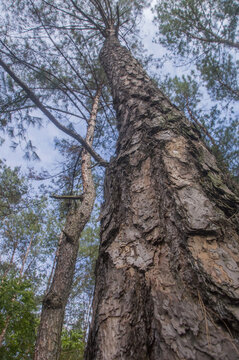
76, 212, 99, 297
0, 70, 42, 159
60, 328, 85, 360
160, 74, 239, 179
0, 161, 64, 356
0, 277, 37, 360
0, 160, 27, 219
0, 0, 151, 162
154, 0, 239, 101
0, 135, 100, 358
154, 0, 239, 180
0, 160, 61, 286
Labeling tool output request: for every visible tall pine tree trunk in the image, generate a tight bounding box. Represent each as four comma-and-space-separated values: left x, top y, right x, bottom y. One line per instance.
85, 34, 239, 359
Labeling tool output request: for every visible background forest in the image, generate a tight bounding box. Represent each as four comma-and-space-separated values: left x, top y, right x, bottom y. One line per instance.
0, 0, 238, 359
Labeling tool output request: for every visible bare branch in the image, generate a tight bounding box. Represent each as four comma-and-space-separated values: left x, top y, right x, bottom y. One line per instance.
90, 0, 110, 28
29, 1, 95, 106
50, 194, 84, 200
0, 57, 108, 167
68, 0, 106, 36
0, 45, 92, 121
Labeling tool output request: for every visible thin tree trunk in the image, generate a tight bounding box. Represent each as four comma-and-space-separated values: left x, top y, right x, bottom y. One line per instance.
0, 316, 10, 348
2, 239, 17, 279
34, 86, 101, 360
20, 235, 33, 276
85, 34, 239, 360
46, 242, 59, 293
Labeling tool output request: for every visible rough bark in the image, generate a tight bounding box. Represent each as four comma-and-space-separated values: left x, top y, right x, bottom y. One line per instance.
34, 87, 101, 360
85, 35, 239, 360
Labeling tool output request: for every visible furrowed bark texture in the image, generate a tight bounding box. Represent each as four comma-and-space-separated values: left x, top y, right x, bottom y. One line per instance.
34, 88, 100, 360
85, 35, 239, 360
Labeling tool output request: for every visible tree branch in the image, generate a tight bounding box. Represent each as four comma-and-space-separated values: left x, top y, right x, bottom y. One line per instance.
184, 30, 239, 50
0, 57, 108, 167
68, 0, 106, 36
50, 194, 84, 200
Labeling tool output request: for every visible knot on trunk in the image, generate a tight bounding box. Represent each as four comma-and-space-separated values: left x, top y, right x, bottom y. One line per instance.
43, 292, 63, 309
